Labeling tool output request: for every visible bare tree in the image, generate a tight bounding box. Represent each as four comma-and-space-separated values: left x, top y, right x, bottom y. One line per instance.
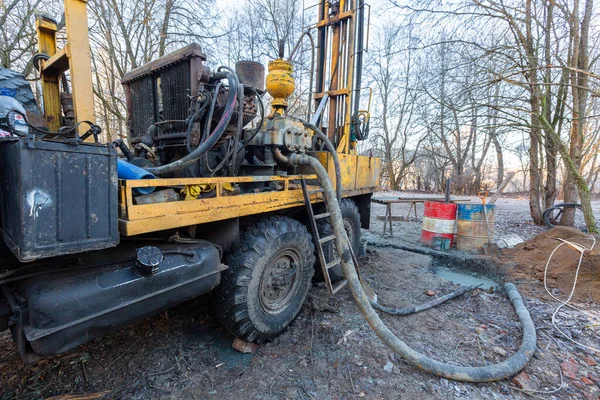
366, 26, 425, 190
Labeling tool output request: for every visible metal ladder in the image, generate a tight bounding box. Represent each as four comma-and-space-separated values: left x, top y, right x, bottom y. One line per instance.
300, 177, 360, 295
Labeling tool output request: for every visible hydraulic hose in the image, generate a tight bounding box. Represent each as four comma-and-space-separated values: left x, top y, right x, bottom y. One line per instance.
186, 95, 211, 154
370, 284, 481, 316
287, 30, 315, 120
282, 151, 537, 382
145, 71, 238, 176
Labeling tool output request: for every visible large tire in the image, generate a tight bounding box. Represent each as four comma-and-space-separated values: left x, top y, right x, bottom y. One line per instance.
315, 198, 361, 282
214, 216, 315, 342
0, 68, 40, 114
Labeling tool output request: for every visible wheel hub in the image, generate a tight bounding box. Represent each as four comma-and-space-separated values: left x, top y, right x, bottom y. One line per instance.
260, 250, 301, 314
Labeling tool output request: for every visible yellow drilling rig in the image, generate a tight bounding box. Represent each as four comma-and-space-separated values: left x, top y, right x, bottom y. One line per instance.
0, 0, 379, 361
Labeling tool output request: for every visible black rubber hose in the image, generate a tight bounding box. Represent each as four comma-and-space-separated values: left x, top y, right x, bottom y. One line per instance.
283, 152, 537, 383
203, 83, 222, 144
186, 95, 211, 154
229, 72, 244, 176
287, 30, 315, 119
542, 203, 583, 228
145, 71, 238, 176
370, 284, 481, 316
113, 139, 134, 161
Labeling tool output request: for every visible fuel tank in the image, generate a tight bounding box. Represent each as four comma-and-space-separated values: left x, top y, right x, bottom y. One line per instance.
10, 243, 225, 359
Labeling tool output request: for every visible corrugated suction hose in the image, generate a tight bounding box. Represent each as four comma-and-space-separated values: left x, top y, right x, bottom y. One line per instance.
281, 151, 537, 382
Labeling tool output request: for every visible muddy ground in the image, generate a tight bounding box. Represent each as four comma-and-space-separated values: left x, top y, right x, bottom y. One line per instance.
1, 192, 599, 400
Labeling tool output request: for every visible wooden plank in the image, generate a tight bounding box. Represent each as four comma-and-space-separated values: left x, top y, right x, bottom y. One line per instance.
376, 215, 404, 221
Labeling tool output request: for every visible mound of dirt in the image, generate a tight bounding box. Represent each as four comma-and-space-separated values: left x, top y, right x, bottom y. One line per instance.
503, 226, 600, 303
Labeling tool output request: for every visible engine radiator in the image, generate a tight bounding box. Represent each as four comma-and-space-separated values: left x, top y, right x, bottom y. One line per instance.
122, 44, 207, 143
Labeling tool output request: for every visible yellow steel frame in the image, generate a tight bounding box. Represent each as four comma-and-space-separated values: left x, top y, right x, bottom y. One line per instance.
315, 0, 357, 154
119, 154, 381, 236
36, 0, 95, 137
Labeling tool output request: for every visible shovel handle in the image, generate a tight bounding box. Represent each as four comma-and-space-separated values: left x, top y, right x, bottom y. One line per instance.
478, 191, 488, 205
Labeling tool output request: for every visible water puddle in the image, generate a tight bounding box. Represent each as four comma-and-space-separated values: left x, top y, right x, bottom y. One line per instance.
432, 266, 500, 290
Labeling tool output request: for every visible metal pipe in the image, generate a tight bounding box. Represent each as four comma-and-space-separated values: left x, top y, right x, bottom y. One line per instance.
352, 0, 365, 121
286, 153, 537, 383
310, 93, 329, 126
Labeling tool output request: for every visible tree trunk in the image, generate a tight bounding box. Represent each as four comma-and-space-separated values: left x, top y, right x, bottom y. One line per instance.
529, 95, 543, 225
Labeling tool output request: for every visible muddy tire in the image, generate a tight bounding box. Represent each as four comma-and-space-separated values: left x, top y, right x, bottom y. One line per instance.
214, 216, 315, 342
0, 68, 40, 114
315, 198, 361, 282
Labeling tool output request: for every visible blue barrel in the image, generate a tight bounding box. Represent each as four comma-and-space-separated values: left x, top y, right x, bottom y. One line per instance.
456, 204, 495, 252
117, 159, 155, 195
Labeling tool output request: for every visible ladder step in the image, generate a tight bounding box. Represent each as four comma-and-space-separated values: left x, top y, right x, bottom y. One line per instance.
314, 212, 330, 219
331, 280, 348, 294
319, 235, 336, 244
308, 188, 324, 194
326, 258, 341, 270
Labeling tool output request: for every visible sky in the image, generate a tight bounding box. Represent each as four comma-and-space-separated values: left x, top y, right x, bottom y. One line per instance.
209, 0, 524, 173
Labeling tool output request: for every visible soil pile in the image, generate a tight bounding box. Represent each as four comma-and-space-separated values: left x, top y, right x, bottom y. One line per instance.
503, 226, 600, 303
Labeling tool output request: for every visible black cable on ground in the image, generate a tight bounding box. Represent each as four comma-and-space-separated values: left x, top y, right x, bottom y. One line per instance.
370, 284, 481, 316
277, 150, 537, 383
542, 203, 583, 228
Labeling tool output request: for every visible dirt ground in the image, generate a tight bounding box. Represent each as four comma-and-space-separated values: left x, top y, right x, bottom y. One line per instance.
1, 192, 600, 400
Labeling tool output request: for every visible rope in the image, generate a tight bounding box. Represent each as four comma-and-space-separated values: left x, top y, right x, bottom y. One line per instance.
543, 235, 600, 353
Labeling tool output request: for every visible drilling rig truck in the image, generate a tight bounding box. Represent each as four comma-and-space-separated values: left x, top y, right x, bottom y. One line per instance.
0, 0, 379, 362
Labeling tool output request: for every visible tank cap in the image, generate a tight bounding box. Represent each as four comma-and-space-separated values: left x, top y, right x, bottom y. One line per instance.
136, 246, 164, 276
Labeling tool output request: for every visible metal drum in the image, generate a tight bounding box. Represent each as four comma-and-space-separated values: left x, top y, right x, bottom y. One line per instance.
421, 202, 457, 247
456, 204, 496, 252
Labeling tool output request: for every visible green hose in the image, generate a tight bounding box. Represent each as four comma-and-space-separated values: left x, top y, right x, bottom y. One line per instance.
283, 152, 537, 383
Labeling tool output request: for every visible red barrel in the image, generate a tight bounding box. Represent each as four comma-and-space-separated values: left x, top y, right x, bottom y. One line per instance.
421, 202, 458, 246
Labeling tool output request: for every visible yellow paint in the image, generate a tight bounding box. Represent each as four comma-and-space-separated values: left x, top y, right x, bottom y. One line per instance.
118, 155, 380, 236
266, 59, 295, 112
36, 0, 95, 139
64, 0, 96, 138
119, 184, 376, 236
36, 17, 61, 131
355, 154, 381, 190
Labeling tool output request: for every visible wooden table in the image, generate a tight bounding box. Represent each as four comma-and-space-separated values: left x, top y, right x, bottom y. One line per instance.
371, 197, 471, 237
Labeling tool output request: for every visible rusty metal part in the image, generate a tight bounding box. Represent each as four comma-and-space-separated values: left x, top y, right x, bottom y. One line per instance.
211, 86, 257, 145
259, 249, 301, 314
122, 44, 206, 84
235, 61, 265, 92
122, 44, 207, 141
60, 92, 74, 126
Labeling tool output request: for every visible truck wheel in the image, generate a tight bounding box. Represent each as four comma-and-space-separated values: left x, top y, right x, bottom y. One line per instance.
214, 216, 315, 342
0, 68, 40, 114
315, 198, 361, 282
